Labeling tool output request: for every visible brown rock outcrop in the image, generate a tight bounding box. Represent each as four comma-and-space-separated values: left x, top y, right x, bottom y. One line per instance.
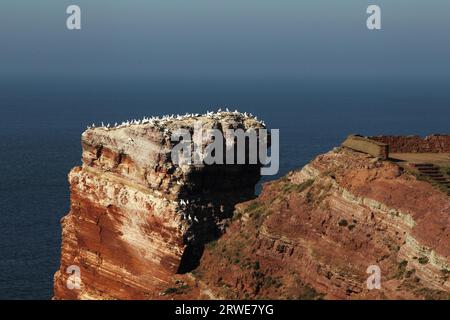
195, 147, 450, 300
53, 111, 265, 299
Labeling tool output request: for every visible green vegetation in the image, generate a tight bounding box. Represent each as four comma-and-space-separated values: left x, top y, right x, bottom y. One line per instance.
298, 286, 325, 300
418, 257, 429, 265
242, 201, 271, 228
161, 282, 191, 295
191, 269, 204, 279
441, 268, 450, 281
399, 260, 408, 268
246, 202, 262, 211
338, 219, 348, 227
232, 210, 242, 221
262, 276, 282, 289
206, 240, 218, 249
405, 269, 415, 278
162, 287, 178, 295
281, 179, 314, 194
396, 260, 408, 279
251, 269, 283, 295
440, 166, 450, 176
179, 284, 189, 290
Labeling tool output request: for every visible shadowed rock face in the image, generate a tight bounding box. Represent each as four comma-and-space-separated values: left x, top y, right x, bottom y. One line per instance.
53, 112, 265, 299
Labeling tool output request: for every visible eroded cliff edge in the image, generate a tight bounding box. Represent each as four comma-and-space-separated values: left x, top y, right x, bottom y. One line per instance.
54, 118, 450, 299
195, 147, 450, 299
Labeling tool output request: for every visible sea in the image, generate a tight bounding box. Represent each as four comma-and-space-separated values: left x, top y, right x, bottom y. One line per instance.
0, 75, 449, 299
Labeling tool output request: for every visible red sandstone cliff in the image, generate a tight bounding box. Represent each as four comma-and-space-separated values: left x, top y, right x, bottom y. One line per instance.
54, 119, 450, 300
194, 147, 450, 300
53, 112, 264, 299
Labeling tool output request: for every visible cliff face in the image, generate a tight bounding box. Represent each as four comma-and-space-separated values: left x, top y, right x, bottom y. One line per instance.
195, 147, 450, 299
53, 112, 264, 299
54, 118, 450, 300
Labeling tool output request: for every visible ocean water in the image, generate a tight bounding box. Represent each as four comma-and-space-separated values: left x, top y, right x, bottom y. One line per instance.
0, 75, 449, 299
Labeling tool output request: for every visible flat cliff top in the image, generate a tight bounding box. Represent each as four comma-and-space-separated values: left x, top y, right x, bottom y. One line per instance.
84, 110, 264, 136
80, 110, 265, 172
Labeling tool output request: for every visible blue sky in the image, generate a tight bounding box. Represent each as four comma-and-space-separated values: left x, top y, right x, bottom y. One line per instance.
1, 0, 449, 77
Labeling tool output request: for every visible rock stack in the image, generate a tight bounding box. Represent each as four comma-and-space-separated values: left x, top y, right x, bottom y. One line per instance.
53, 111, 265, 299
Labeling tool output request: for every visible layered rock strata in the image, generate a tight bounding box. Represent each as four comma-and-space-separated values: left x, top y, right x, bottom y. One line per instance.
53, 111, 265, 299
195, 147, 450, 300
